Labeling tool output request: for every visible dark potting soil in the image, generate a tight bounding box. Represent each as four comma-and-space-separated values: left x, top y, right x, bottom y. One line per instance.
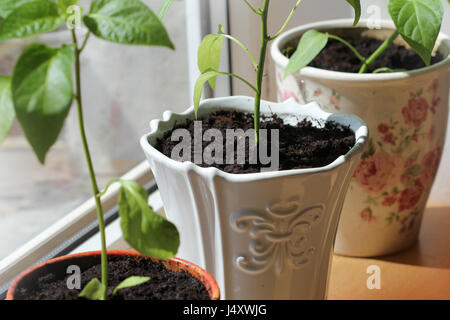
283, 36, 444, 73
16, 255, 211, 300
156, 110, 355, 174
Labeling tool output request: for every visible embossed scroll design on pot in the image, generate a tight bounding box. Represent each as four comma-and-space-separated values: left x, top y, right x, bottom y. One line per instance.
231, 198, 324, 275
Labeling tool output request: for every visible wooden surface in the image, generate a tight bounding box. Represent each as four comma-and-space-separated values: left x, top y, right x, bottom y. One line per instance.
328, 202, 450, 300
110, 202, 450, 300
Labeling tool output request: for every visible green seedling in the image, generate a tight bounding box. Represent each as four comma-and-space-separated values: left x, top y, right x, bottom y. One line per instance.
285, 0, 445, 77
193, 0, 304, 142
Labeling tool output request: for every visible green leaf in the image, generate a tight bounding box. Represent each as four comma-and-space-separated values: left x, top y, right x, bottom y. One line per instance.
405, 163, 423, 177
197, 33, 224, 89
362, 138, 376, 160
158, 0, 179, 20
84, 0, 174, 48
389, 0, 444, 65
58, 0, 79, 12
12, 44, 74, 164
117, 180, 180, 260
113, 276, 150, 295
284, 30, 328, 78
346, 0, 361, 25
0, 76, 14, 144
79, 278, 106, 300
0, 0, 35, 19
194, 70, 221, 117
0, 0, 65, 41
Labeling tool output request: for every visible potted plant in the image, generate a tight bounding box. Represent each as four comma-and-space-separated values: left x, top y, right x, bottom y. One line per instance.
271, 0, 450, 257
1, 0, 219, 300
140, 0, 368, 299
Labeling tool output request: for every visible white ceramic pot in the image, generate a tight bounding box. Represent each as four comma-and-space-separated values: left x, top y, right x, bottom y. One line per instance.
271, 19, 450, 257
140, 96, 368, 299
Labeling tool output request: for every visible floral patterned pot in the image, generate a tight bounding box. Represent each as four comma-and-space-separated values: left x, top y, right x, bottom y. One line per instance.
6, 250, 220, 300
271, 19, 450, 257
140, 96, 368, 299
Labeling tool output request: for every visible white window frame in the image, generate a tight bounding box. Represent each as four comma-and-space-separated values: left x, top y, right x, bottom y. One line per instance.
185, 0, 232, 101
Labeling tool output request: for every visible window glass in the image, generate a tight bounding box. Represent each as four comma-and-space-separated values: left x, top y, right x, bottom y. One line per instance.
0, 0, 190, 260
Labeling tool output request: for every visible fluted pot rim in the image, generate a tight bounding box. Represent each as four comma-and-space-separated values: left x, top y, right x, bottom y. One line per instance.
271, 18, 450, 83
140, 96, 369, 182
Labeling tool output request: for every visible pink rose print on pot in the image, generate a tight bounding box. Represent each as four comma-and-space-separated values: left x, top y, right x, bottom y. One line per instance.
402, 97, 429, 127
360, 208, 376, 222
377, 123, 389, 134
281, 90, 300, 103
352, 151, 404, 194
398, 179, 424, 212
421, 146, 442, 183
382, 195, 397, 207
329, 95, 339, 108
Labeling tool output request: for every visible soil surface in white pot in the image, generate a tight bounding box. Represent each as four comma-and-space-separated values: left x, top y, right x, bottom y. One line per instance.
156, 110, 355, 174
283, 36, 444, 73
16, 256, 211, 300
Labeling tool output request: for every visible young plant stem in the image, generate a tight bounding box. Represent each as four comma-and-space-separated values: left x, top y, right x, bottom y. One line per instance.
372, 67, 406, 73
242, 0, 260, 15
359, 30, 399, 73
327, 34, 367, 63
79, 32, 91, 53
219, 32, 258, 70
71, 29, 108, 300
254, 0, 270, 143
269, 0, 302, 41
217, 71, 258, 93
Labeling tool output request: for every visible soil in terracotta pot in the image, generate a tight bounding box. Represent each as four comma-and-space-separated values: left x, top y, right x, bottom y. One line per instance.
282, 36, 444, 73
156, 110, 355, 174
16, 255, 211, 300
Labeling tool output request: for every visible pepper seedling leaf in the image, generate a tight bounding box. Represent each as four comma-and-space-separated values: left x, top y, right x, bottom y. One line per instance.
117, 180, 180, 260
388, 0, 444, 65
0, 0, 65, 41
79, 278, 106, 300
84, 0, 174, 48
113, 276, 151, 295
57, 0, 79, 12
197, 33, 224, 90
0, 76, 14, 144
0, 0, 36, 19
346, 0, 361, 26
193, 70, 221, 118
12, 44, 74, 164
158, 0, 182, 20
284, 29, 328, 78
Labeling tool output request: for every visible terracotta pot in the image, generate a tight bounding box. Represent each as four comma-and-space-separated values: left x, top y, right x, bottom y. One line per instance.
6, 250, 220, 300
140, 96, 368, 299
271, 19, 450, 257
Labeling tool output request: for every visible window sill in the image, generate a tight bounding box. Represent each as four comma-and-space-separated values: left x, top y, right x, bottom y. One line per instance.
0, 161, 155, 297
